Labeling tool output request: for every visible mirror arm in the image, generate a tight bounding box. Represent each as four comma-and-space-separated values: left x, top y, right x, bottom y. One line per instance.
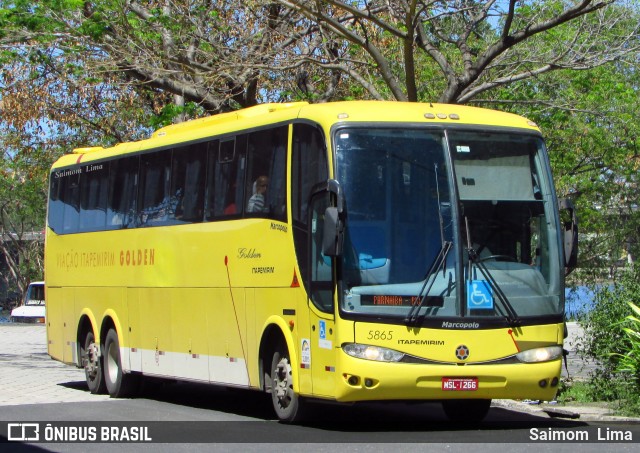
326, 179, 344, 214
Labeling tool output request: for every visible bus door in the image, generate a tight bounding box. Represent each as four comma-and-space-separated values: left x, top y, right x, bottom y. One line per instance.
306, 189, 337, 398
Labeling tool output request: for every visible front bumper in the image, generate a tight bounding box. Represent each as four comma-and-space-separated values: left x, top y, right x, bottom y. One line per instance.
333, 352, 562, 402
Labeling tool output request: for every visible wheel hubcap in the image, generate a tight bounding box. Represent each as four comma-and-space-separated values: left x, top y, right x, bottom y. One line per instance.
274, 359, 292, 407
84, 342, 100, 379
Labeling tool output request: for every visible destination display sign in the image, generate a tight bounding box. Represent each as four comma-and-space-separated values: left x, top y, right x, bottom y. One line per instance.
359, 295, 444, 307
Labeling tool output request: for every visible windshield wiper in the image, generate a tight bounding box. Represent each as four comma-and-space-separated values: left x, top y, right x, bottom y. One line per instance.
405, 240, 452, 325
464, 217, 521, 327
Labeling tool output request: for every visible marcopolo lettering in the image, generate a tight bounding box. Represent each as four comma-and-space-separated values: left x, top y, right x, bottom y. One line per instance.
441, 321, 480, 329
270, 222, 287, 232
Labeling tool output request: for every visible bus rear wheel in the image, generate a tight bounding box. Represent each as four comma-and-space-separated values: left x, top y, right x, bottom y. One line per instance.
82, 330, 106, 394
442, 399, 491, 423
269, 344, 305, 422
103, 328, 139, 398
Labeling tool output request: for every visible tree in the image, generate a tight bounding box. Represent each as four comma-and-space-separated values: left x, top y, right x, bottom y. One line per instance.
478, 51, 640, 274
0, 128, 49, 298
3, 2, 636, 112
0, 3, 166, 295
544, 64, 640, 272
0, 0, 638, 285
0, 1, 307, 116
275, 0, 639, 103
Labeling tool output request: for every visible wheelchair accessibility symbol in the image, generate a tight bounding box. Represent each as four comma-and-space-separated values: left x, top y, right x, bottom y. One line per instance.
467, 280, 493, 309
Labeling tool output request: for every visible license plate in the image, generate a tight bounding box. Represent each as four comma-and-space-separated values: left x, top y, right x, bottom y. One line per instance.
441, 377, 478, 391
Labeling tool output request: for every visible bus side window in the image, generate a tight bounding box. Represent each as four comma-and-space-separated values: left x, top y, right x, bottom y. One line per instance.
308, 191, 334, 313
291, 123, 329, 285
61, 173, 80, 233
292, 124, 328, 224
171, 142, 207, 222
245, 126, 288, 221
48, 175, 64, 233
79, 162, 109, 232
206, 136, 246, 220
49, 171, 81, 234
48, 167, 81, 234
107, 156, 139, 228
138, 150, 172, 227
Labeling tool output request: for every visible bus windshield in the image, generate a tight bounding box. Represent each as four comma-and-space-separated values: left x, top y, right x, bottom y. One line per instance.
335, 127, 563, 324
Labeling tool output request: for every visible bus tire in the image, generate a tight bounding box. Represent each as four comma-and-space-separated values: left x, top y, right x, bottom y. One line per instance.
269, 344, 305, 422
442, 399, 491, 423
82, 330, 106, 394
103, 328, 139, 398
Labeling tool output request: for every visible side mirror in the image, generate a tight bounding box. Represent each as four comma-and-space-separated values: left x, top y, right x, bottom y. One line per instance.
559, 199, 578, 273
322, 207, 343, 257
309, 179, 345, 257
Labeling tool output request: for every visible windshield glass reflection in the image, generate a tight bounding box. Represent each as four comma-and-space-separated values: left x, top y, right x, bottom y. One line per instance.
334, 128, 562, 323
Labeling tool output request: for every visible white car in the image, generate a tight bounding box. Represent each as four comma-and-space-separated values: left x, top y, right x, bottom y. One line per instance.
10, 282, 45, 323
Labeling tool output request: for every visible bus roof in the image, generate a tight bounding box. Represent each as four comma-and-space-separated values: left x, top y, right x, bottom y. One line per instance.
53, 101, 540, 169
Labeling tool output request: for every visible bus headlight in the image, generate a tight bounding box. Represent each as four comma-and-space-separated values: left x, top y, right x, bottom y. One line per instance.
516, 346, 563, 363
342, 343, 404, 362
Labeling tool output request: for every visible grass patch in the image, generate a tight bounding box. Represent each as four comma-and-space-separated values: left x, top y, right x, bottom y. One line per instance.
555, 378, 640, 417
556, 379, 592, 404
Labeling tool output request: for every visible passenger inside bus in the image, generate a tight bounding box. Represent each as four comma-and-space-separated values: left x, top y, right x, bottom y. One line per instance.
247, 176, 269, 213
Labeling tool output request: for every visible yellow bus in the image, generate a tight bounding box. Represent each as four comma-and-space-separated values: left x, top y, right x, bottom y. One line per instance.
45, 101, 577, 422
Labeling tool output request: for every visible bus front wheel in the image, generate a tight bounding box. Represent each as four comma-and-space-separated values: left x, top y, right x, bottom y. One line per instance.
269, 344, 305, 422
442, 399, 491, 423
103, 328, 139, 398
82, 330, 106, 394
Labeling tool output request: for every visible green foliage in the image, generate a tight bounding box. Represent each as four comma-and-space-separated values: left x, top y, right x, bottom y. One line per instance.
0, 0, 637, 287
575, 266, 640, 415
148, 102, 207, 129
486, 46, 640, 273
0, 138, 51, 296
613, 302, 640, 378
555, 380, 591, 404
0, 0, 72, 37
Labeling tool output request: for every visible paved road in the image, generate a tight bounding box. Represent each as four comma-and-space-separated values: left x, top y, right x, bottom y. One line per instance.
0, 323, 112, 406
